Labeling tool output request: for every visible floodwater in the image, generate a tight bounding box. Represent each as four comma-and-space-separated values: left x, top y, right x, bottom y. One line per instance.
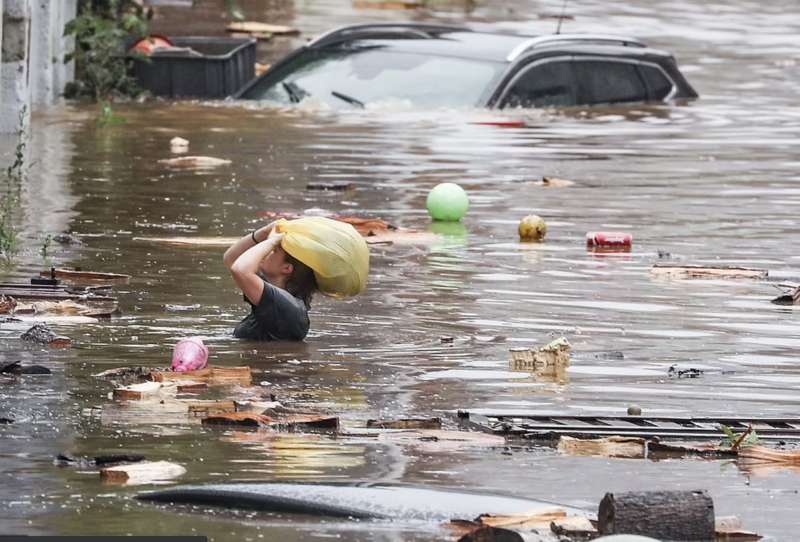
1, 0, 799, 540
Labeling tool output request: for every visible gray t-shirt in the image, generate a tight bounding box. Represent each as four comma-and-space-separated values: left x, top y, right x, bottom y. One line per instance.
233, 279, 310, 341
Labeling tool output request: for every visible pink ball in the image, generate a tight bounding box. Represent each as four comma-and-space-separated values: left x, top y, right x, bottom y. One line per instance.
171, 337, 209, 372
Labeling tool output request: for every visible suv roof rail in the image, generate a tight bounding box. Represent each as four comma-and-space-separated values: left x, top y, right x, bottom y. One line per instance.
309, 22, 469, 48
507, 33, 646, 61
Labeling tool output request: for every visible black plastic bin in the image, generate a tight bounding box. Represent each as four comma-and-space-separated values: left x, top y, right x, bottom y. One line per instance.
132, 36, 256, 99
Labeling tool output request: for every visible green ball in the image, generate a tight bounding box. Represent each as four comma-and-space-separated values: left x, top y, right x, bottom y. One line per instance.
426, 183, 469, 222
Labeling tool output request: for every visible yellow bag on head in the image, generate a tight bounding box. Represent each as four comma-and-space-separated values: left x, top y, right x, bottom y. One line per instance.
275, 217, 369, 298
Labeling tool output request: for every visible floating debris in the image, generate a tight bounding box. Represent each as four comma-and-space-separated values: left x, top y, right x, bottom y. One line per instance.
170, 136, 189, 153
518, 214, 547, 242
366, 417, 441, 430
558, 435, 646, 459
157, 156, 232, 168
56, 453, 146, 468
151, 366, 252, 386
0, 361, 51, 375
651, 264, 768, 280
667, 364, 704, 378
20, 323, 72, 347
509, 337, 571, 378
306, 181, 354, 191
771, 285, 800, 305
39, 268, 130, 285
100, 460, 186, 485
598, 490, 714, 540
541, 176, 575, 187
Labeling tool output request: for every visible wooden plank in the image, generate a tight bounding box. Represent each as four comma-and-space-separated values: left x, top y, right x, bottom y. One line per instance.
177, 382, 208, 394
366, 418, 441, 430
558, 436, 646, 458
651, 264, 767, 280
202, 412, 272, 427
39, 268, 130, 285
150, 366, 251, 386
113, 381, 164, 401
186, 400, 237, 417
0, 288, 116, 302
100, 461, 186, 485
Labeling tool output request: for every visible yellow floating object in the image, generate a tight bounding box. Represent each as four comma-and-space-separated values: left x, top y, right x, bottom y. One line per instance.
276, 217, 369, 298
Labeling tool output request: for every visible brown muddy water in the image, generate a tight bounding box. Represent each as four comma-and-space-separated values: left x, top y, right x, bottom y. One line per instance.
2, 0, 800, 540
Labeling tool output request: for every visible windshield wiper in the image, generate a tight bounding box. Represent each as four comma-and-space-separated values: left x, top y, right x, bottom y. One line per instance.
331, 90, 365, 109
282, 81, 309, 103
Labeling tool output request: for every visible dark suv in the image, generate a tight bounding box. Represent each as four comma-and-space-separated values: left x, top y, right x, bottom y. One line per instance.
236, 23, 698, 109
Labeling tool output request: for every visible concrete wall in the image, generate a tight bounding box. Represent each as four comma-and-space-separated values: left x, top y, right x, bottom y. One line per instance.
1, 0, 76, 134
1, 0, 31, 133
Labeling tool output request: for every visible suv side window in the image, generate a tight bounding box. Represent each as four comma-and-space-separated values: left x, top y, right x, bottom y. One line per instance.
573, 60, 647, 105
500, 60, 577, 109
638, 64, 675, 100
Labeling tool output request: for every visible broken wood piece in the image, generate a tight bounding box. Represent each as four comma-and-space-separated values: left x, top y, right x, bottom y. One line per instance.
558, 435, 646, 459
715, 516, 762, 541
0, 295, 16, 314
39, 268, 130, 285
771, 285, 800, 305
150, 366, 251, 386
187, 400, 237, 417
93, 366, 152, 382
234, 400, 282, 413
366, 417, 441, 430
737, 445, 800, 466
541, 176, 575, 188
306, 181, 354, 191
598, 489, 715, 540
14, 299, 118, 318
202, 412, 272, 427
100, 460, 186, 485
226, 21, 300, 36
509, 337, 571, 378
113, 381, 164, 401
647, 441, 737, 459
478, 508, 567, 529
20, 323, 71, 347
176, 382, 208, 393
270, 414, 339, 430
651, 264, 768, 280
550, 516, 598, 539
157, 156, 232, 168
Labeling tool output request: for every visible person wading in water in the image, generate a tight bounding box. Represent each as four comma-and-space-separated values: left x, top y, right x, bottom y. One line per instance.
223, 221, 317, 341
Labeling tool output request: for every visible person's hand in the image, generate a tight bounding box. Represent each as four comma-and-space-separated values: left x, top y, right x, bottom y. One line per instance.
268, 230, 285, 242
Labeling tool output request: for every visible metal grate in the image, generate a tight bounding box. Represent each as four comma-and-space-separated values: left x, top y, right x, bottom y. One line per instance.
457, 411, 800, 442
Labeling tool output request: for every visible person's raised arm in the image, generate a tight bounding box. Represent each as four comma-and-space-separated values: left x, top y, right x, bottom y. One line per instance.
223, 221, 277, 270
229, 231, 285, 305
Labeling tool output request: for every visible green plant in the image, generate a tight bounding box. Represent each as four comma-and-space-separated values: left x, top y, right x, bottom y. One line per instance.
96, 100, 127, 127
64, 0, 150, 101
720, 424, 759, 449
0, 108, 27, 262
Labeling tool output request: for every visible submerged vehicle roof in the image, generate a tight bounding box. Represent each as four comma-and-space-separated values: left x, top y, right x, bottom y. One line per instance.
305, 23, 664, 63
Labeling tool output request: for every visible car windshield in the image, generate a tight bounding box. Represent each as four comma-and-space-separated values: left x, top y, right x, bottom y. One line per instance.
240, 46, 505, 108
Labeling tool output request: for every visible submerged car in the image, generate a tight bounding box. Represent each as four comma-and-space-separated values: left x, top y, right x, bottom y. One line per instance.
236, 23, 698, 109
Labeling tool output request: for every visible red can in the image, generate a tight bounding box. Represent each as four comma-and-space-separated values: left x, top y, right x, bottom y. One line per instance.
586, 231, 633, 248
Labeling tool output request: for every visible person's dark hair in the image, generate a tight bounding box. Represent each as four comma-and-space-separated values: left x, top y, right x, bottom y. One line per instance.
284, 252, 317, 309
